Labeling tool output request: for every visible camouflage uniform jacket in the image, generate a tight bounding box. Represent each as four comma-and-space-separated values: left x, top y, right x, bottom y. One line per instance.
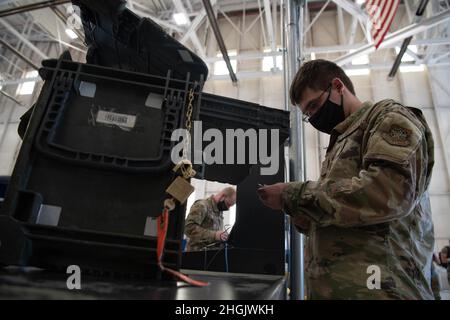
184, 196, 224, 251
282, 100, 435, 299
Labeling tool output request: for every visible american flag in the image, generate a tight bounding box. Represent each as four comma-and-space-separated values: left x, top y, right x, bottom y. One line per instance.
365, 0, 401, 49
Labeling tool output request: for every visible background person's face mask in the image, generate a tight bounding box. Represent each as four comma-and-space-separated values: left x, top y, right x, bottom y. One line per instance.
309, 89, 345, 134
217, 200, 229, 211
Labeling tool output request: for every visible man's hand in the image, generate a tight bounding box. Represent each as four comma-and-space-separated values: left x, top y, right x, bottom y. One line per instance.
257, 182, 289, 210
292, 215, 311, 232
215, 230, 229, 242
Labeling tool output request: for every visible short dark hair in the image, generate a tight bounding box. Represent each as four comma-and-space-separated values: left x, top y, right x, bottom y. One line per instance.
289, 59, 356, 106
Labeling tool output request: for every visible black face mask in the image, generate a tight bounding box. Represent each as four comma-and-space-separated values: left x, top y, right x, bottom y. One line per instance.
217, 201, 229, 211
309, 94, 345, 134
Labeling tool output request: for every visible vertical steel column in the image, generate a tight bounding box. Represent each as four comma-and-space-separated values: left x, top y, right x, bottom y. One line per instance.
284, 0, 306, 300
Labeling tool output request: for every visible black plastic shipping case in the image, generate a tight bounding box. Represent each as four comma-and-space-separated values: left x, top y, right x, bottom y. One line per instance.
199, 93, 290, 185
0, 55, 290, 278
0, 55, 204, 277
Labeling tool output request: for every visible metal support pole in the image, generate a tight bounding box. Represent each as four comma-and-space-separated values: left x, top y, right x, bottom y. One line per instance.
263, 0, 277, 68
285, 0, 305, 300
202, 0, 238, 84
0, 90, 23, 106
388, 0, 430, 79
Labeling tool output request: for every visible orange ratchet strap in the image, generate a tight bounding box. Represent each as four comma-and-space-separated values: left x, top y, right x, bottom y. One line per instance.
156, 207, 209, 287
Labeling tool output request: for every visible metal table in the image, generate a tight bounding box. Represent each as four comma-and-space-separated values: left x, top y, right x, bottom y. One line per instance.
0, 267, 286, 300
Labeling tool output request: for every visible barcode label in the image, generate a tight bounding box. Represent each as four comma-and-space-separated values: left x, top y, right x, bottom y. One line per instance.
96, 110, 136, 129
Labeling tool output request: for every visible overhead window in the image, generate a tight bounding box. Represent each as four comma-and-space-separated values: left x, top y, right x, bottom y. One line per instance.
16, 70, 38, 96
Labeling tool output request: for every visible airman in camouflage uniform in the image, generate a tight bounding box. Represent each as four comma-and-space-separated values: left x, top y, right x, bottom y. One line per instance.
185, 187, 236, 251
258, 60, 435, 299
283, 100, 435, 299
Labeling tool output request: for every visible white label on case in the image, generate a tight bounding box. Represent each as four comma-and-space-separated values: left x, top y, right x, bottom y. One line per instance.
96, 110, 136, 129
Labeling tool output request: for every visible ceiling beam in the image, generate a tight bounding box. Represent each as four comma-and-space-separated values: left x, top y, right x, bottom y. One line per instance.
304, 0, 331, 36
3, 60, 450, 85
172, 0, 206, 57
180, 3, 213, 44
347, 16, 358, 45
330, 0, 368, 22
0, 18, 48, 60
131, 8, 184, 33
202, 36, 450, 63
0, 37, 39, 69
0, 0, 71, 18
263, 0, 276, 51
334, 9, 450, 66
337, 6, 346, 44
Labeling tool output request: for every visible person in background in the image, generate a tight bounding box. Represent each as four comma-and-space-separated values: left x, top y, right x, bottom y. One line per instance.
184, 187, 236, 251
440, 241, 450, 281
439, 241, 450, 267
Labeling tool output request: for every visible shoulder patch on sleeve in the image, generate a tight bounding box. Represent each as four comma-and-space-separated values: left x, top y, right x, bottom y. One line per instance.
365, 112, 422, 165
382, 124, 412, 147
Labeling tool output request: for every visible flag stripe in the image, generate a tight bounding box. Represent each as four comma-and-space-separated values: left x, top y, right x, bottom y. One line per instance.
367, 0, 376, 9
368, 0, 381, 18
375, 0, 400, 48
369, 0, 382, 37
374, 0, 399, 40
366, 0, 400, 49
373, 0, 395, 40
375, 4, 394, 42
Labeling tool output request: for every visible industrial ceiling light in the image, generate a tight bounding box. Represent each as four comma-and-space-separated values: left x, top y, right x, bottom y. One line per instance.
65, 28, 78, 39
173, 12, 189, 26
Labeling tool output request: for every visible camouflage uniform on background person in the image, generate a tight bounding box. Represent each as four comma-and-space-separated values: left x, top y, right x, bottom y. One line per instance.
258, 60, 436, 300
440, 244, 450, 267
185, 187, 236, 251
185, 196, 224, 251
440, 243, 450, 281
